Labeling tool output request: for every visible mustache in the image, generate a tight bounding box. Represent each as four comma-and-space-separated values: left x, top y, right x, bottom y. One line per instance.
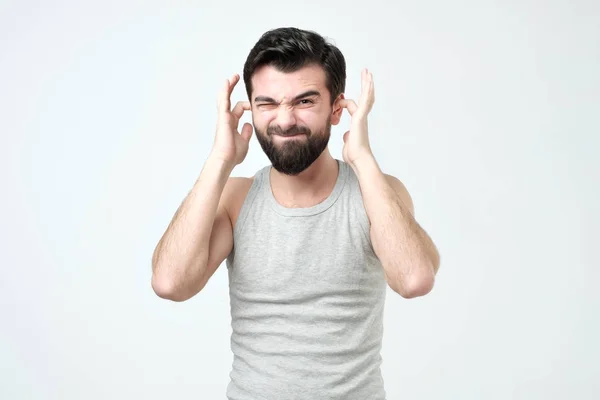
267, 125, 311, 137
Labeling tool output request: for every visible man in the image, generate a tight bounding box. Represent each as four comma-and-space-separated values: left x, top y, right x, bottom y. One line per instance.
151, 27, 440, 400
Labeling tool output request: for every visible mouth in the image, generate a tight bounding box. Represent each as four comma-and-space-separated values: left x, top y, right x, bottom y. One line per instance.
274, 133, 305, 138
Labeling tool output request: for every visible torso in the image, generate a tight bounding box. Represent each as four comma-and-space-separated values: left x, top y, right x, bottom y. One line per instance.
223, 160, 388, 400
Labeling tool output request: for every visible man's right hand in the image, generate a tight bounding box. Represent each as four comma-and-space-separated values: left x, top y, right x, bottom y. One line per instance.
211, 73, 252, 167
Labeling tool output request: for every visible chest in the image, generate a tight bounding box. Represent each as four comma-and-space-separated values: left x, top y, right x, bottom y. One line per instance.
227, 211, 383, 299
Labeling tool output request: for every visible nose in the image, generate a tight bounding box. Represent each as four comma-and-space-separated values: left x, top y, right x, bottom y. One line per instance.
273, 106, 297, 131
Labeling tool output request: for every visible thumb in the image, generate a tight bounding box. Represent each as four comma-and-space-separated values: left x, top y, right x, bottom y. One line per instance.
343, 131, 350, 143
240, 123, 253, 142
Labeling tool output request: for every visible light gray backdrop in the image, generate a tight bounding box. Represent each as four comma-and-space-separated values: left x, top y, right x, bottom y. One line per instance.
1, 1, 598, 399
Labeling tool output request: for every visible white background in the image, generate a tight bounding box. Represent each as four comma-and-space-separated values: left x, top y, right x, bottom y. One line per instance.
1, 1, 598, 399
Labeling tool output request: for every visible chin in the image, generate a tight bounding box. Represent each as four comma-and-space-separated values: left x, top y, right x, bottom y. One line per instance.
272, 164, 310, 176
256, 128, 330, 175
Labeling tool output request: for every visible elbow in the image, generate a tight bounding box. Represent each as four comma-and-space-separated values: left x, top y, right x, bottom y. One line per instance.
151, 270, 199, 302
398, 277, 434, 299
393, 267, 436, 299
150, 249, 207, 301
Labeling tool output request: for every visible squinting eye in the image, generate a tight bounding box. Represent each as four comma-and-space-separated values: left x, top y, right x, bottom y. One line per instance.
298, 99, 314, 105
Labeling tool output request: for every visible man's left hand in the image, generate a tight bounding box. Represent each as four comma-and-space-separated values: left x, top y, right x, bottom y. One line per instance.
339, 68, 376, 168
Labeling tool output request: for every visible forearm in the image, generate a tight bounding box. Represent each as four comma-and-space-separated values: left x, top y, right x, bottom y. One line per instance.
152, 154, 234, 294
352, 155, 439, 297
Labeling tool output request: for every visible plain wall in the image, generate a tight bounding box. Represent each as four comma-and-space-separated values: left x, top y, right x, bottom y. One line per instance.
1, 0, 598, 399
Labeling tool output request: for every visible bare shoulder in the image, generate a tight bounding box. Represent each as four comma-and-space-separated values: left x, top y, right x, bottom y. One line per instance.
383, 173, 414, 215
222, 176, 255, 227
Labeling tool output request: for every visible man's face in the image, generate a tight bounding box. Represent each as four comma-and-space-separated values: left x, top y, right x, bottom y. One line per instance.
249, 64, 343, 175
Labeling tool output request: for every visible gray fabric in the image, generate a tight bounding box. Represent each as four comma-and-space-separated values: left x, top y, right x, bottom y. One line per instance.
225, 159, 387, 399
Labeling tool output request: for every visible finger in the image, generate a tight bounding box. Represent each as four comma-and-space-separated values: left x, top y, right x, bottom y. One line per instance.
343, 130, 350, 143
240, 122, 253, 142
338, 99, 358, 115
217, 74, 240, 113
359, 69, 374, 107
231, 101, 251, 119
361, 68, 368, 94
217, 77, 230, 112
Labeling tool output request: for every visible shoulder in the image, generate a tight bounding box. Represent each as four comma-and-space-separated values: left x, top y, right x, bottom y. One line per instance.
383, 173, 414, 215
222, 176, 256, 227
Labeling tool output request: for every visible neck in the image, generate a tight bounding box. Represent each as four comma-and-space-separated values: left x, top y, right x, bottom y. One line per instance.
269, 149, 339, 207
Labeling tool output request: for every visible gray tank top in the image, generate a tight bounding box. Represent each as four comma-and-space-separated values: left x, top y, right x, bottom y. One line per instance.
225, 159, 387, 400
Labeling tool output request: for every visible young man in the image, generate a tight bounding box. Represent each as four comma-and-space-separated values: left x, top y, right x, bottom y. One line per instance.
151, 27, 440, 400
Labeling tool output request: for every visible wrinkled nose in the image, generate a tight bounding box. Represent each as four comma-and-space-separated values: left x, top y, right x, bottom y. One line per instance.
273, 107, 297, 132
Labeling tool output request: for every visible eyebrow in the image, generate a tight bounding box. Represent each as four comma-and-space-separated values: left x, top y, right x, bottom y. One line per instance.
254, 90, 321, 103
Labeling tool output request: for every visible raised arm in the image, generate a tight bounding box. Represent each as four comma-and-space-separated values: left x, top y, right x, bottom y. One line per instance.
151, 74, 252, 301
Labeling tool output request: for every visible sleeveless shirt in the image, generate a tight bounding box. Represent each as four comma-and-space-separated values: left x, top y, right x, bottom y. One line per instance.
225, 159, 387, 400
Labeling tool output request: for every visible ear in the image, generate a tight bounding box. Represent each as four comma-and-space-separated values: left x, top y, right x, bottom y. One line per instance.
330, 93, 345, 125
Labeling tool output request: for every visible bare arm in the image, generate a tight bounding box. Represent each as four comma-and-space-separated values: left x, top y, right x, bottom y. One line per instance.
151, 156, 235, 301
353, 155, 440, 298
151, 73, 252, 302
339, 69, 439, 299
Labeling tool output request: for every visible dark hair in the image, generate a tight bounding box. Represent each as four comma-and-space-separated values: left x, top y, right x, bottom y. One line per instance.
243, 27, 346, 105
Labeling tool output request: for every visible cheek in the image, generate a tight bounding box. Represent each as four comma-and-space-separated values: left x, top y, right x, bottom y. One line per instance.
252, 108, 278, 127
295, 108, 325, 125
251, 111, 268, 130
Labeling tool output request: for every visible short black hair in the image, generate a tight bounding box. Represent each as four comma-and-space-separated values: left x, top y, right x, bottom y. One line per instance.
242, 27, 346, 105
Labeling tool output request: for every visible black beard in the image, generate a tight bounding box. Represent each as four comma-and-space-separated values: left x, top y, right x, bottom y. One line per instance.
255, 121, 331, 175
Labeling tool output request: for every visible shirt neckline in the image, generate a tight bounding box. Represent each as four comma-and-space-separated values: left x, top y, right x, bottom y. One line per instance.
264, 159, 349, 217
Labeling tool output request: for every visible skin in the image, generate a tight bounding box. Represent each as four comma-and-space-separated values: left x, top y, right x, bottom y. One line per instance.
251, 64, 343, 206
151, 64, 440, 301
